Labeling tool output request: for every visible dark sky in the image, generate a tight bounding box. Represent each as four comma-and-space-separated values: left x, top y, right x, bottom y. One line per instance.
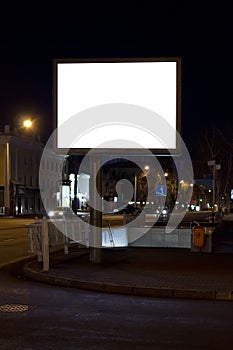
0, 2, 232, 156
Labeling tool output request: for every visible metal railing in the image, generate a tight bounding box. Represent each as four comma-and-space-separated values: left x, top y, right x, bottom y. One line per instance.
0, 207, 5, 215
27, 217, 90, 271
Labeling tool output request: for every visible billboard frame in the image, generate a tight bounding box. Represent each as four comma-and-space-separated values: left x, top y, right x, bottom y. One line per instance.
53, 57, 182, 156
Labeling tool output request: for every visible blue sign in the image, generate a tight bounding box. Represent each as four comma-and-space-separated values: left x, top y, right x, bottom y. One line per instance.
156, 185, 167, 197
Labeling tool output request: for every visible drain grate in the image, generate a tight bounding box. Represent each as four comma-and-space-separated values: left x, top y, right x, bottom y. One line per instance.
0, 304, 29, 313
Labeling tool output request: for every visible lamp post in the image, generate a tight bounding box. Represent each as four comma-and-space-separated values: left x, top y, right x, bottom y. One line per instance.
134, 165, 150, 207
134, 173, 137, 208
208, 159, 221, 224
207, 160, 221, 207
3, 120, 34, 216
4, 141, 10, 216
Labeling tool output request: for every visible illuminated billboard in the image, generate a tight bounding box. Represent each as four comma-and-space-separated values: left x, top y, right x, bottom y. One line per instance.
54, 57, 181, 153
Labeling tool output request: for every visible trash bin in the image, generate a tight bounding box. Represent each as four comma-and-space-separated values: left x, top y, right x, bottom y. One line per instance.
191, 225, 212, 253
193, 225, 205, 248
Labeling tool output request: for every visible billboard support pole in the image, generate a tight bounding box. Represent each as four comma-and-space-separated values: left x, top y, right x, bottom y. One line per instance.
89, 156, 102, 263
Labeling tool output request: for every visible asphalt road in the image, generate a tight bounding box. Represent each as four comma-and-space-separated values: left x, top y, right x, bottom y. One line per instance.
0, 218, 35, 267
0, 216, 233, 349
0, 267, 233, 350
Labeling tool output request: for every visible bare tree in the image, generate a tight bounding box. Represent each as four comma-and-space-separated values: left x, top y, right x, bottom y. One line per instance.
199, 124, 233, 208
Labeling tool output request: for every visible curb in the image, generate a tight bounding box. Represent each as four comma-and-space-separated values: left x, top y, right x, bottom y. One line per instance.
0, 255, 37, 271
23, 262, 233, 301
0, 245, 82, 272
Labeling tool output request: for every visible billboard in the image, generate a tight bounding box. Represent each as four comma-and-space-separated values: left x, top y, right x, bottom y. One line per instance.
54, 57, 181, 154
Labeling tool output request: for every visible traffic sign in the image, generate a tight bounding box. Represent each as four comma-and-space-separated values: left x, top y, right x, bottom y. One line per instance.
156, 185, 167, 197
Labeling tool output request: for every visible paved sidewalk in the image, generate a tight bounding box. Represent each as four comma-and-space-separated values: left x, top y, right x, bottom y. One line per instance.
23, 245, 233, 301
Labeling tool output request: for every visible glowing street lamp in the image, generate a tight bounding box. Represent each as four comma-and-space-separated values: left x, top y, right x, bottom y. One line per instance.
21, 118, 37, 139
23, 119, 33, 129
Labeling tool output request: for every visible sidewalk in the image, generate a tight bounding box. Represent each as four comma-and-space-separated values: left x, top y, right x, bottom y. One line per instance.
23, 245, 233, 301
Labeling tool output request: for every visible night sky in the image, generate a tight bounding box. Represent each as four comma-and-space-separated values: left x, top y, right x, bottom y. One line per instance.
0, 2, 232, 157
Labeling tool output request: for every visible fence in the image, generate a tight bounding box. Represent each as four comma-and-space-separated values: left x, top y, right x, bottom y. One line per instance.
27, 215, 215, 271
27, 216, 90, 271
0, 207, 5, 215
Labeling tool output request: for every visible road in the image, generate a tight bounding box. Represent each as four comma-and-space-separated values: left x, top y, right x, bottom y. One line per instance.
1, 266, 233, 350
0, 217, 35, 267
0, 216, 123, 267
0, 216, 233, 349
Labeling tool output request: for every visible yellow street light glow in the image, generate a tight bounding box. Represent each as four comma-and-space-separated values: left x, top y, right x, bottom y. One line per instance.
23, 119, 32, 128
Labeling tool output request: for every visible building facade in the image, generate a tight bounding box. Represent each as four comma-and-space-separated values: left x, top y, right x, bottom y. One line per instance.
0, 125, 44, 216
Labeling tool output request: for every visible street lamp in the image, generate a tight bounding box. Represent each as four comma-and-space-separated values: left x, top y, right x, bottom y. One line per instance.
23, 119, 33, 129
22, 118, 39, 140
208, 159, 221, 225
4, 140, 10, 216
207, 160, 221, 207
134, 165, 150, 207
3, 120, 35, 216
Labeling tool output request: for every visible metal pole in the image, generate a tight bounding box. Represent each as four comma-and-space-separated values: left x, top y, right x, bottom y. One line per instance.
73, 173, 78, 214
90, 156, 102, 263
134, 173, 137, 208
4, 141, 10, 216
42, 216, 49, 271
212, 160, 216, 207
212, 160, 216, 226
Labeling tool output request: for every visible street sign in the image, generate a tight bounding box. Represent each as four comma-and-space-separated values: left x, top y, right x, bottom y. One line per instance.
208, 160, 221, 169
156, 185, 167, 197
208, 160, 215, 166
